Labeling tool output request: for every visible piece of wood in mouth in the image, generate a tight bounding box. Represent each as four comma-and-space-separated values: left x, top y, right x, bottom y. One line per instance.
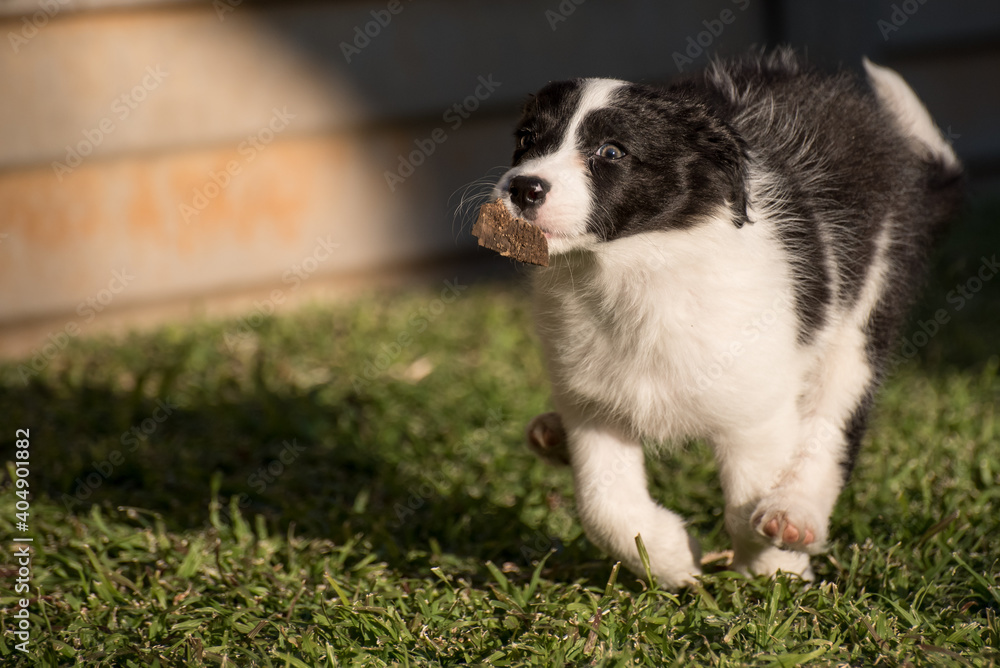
471, 198, 549, 267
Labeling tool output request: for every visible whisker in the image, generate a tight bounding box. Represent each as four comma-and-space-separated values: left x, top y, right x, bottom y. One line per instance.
449, 165, 509, 241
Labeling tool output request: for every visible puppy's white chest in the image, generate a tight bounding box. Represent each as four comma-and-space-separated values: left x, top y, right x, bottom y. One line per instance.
532, 227, 800, 441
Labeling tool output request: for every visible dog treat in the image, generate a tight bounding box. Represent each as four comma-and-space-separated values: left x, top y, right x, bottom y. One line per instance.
472, 198, 549, 266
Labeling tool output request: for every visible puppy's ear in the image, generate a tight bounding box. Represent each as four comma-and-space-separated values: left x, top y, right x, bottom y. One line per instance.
694, 114, 751, 228
726, 158, 751, 229
716, 126, 751, 228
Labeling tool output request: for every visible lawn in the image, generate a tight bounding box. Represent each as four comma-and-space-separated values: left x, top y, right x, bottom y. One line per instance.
1, 202, 998, 666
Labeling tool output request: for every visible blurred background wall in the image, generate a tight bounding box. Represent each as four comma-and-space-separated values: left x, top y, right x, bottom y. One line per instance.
1, 0, 998, 356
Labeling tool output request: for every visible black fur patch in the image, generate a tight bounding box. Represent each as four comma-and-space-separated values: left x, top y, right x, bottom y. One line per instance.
574, 86, 750, 240
511, 80, 583, 166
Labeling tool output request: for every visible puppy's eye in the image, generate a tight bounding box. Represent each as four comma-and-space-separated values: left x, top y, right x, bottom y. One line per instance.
596, 143, 626, 160
518, 132, 533, 149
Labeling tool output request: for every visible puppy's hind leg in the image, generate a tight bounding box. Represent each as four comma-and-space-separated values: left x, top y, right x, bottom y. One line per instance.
715, 398, 816, 579
749, 317, 880, 557
749, 413, 851, 555
564, 413, 702, 589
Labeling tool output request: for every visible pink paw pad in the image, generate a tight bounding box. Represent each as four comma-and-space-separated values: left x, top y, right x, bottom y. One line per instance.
758, 513, 816, 549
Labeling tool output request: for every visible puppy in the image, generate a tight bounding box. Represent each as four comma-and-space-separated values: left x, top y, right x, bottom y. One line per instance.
491, 49, 963, 587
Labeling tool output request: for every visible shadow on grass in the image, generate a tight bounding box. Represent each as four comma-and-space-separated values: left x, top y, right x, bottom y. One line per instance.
1, 279, 616, 582
9, 376, 595, 576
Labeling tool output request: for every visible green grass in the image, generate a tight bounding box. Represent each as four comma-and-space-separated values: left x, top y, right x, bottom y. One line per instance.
1, 202, 999, 666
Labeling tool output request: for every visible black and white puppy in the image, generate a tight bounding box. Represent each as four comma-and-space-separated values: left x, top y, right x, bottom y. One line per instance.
490, 49, 962, 587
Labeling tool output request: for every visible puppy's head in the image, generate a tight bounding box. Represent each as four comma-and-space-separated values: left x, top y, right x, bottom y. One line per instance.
493, 78, 749, 256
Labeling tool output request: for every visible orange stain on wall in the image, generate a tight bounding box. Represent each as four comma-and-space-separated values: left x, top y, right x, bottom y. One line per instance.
170, 142, 318, 254
0, 134, 374, 320
0, 166, 104, 247
0, 140, 324, 258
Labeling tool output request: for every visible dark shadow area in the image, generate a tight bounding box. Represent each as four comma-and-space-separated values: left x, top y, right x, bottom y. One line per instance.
6, 377, 564, 575
898, 194, 1000, 373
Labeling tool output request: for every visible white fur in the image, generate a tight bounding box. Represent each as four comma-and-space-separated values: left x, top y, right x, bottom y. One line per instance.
564, 412, 702, 588
534, 210, 800, 444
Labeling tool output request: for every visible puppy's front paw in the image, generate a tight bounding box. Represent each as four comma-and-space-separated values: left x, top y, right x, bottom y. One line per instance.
750, 495, 827, 554
525, 412, 570, 466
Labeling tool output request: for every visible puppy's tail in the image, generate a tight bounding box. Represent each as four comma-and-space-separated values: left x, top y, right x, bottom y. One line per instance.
864, 58, 964, 240
863, 58, 960, 175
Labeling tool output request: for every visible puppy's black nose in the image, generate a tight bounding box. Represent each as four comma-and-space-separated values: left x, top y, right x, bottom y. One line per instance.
508, 176, 550, 216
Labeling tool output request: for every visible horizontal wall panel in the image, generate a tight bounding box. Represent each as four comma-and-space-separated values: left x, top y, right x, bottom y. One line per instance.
0, 115, 516, 321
